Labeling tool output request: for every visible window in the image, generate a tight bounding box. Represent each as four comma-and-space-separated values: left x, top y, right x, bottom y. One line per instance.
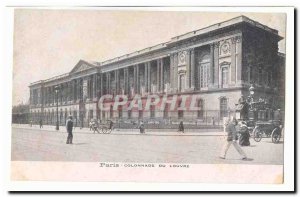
248, 66, 254, 83
178, 100, 184, 119
138, 110, 143, 119
89, 110, 93, 120
198, 54, 210, 89
221, 66, 229, 87
110, 105, 113, 119
267, 71, 272, 86
197, 99, 204, 119
258, 69, 263, 85
65, 109, 68, 123
179, 74, 185, 92
118, 107, 122, 118
163, 104, 169, 119
102, 111, 106, 120
150, 106, 155, 118
220, 97, 228, 118
128, 110, 132, 119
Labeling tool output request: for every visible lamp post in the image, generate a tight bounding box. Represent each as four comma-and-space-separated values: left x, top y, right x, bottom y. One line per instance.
55, 85, 60, 130
248, 84, 255, 120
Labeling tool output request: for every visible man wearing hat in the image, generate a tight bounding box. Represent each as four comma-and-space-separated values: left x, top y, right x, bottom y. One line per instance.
66, 116, 74, 144
219, 116, 248, 160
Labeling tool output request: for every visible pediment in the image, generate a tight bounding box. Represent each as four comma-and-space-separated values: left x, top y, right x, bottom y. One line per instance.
70, 60, 96, 74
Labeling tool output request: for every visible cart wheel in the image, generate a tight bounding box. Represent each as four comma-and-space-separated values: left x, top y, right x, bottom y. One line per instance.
271, 127, 281, 143
102, 128, 108, 134
106, 128, 112, 134
253, 128, 263, 142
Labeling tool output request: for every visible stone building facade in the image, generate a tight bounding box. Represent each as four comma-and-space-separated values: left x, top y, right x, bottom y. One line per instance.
29, 16, 284, 127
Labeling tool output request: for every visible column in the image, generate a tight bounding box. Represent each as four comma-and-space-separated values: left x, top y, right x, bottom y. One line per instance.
190, 49, 195, 90
173, 53, 178, 91
73, 80, 76, 102
93, 74, 97, 99
136, 65, 139, 94
124, 68, 128, 94
144, 63, 148, 93
170, 54, 174, 90
106, 72, 110, 95
115, 70, 119, 95
235, 36, 242, 84
160, 58, 164, 92
77, 79, 81, 101
209, 44, 215, 87
100, 73, 103, 96
213, 42, 220, 87
156, 60, 160, 92
133, 66, 137, 94
186, 50, 191, 89
230, 37, 237, 84
147, 62, 151, 93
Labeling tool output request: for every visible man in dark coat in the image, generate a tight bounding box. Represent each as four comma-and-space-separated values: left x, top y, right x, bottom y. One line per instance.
39, 119, 43, 129
66, 116, 74, 144
178, 121, 184, 133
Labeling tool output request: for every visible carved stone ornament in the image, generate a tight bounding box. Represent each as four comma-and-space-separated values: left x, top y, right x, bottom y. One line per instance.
76, 63, 90, 73
178, 50, 187, 66
220, 40, 231, 55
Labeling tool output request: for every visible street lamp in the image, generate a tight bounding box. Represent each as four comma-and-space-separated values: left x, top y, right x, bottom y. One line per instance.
55, 85, 60, 130
248, 84, 255, 120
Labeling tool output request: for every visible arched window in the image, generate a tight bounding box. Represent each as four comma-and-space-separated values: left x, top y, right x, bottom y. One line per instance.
197, 99, 204, 119
220, 97, 228, 118
198, 53, 210, 89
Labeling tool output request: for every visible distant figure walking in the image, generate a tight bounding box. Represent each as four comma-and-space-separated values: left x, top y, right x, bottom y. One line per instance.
139, 121, 145, 134
39, 119, 43, 129
219, 117, 248, 160
108, 120, 114, 131
178, 121, 184, 133
66, 116, 74, 144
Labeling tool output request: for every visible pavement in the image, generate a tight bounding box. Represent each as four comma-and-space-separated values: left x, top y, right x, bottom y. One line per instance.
11, 125, 283, 164
12, 124, 224, 136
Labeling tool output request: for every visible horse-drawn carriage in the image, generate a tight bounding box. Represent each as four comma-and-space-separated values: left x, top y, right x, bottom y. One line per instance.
235, 93, 283, 144
90, 119, 114, 134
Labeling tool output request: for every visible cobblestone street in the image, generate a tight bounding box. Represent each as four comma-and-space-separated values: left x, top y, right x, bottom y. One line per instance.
11, 125, 283, 165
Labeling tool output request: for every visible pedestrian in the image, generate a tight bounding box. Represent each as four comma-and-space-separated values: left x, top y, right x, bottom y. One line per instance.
39, 119, 43, 129
66, 116, 74, 144
92, 119, 100, 134
178, 121, 184, 133
139, 120, 145, 134
89, 119, 94, 131
109, 120, 114, 131
219, 117, 248, 160
30, 120, 33, 127
238, 121, 250, 146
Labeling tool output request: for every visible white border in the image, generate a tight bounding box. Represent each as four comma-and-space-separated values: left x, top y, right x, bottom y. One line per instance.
1, 5, 295, 192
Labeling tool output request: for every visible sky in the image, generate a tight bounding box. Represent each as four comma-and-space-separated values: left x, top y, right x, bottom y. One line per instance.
12, 9, 286, 106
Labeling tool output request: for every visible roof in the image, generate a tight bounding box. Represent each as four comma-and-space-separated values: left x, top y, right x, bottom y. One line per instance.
29, 15, 283, 87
